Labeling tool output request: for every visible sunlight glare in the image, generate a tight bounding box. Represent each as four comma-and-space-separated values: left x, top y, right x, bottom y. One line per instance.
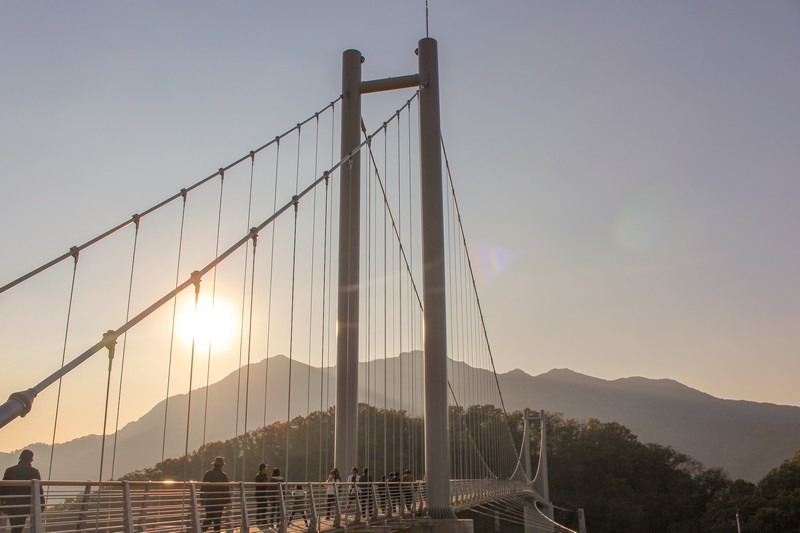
177, 295, 237, 351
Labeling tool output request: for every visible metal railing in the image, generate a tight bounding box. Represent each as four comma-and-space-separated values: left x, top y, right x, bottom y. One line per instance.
0, 478, 533, 531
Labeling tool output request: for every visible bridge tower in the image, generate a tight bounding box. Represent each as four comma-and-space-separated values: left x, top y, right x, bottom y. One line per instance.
335, 38, 469, 529
335, 47, 363, 480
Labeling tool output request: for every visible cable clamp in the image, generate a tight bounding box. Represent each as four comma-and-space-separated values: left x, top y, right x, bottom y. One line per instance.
180, 188, 188, 201
131, 214, 140, 229
189, 270, 202, 299
249, 228, 259, 247
323, 171, 330, 185
69, 246, 80, 262
190, 270, 202, 288
292, 195, 299, 211
9, 388, 36, 417
102, 330, 118, 368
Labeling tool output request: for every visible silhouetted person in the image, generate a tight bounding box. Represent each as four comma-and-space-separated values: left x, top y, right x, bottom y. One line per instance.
268, 467, 284, 526
324, 467, 340, 519
200, 456, 230, 532
387, 471, 401, 513
359, 467, 373, 518
1, 449, 44, 533
345, 466, 359, 516
288, 484, 308, 527
254, 463, 269, 527
401, 469, 414, 513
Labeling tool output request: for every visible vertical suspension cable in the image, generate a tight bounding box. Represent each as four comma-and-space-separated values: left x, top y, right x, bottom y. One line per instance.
202, 169, 227, 461
234, 154, 258, 478
110, 215, 141, 480
304, 114, 320, 482
162, 189, 189, 464
445, 183, 456, 479
98, 330, 117, 482
47, 246, 79, 481
242, 231, 259, 481
391, 116, 399, 474
383, 124, 389, 480
321, 103, 336, 477
262, 138, 281, 459
364, 130, 372, 472
407, 100, 418, 478
318, 169, 331, 481
183, 272, 202, 482
285, 126, 303, 479
323, 105, 335, 474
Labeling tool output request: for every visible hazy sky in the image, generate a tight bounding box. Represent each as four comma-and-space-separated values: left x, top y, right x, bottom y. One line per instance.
1, 2, 799, 452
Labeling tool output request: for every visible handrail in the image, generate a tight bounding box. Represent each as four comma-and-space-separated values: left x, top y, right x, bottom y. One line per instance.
0, 479, 535, 532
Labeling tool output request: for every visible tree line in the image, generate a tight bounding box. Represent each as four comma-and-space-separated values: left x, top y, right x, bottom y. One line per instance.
120, 406, 800, 532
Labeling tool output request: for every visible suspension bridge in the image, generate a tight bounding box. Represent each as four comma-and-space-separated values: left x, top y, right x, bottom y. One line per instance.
0, 38, 583, 533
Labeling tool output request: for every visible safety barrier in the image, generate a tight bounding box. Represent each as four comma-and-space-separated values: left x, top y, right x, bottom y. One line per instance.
0, 478, 533, 532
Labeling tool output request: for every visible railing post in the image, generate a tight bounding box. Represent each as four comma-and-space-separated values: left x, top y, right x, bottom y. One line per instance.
189, 483, 202, 533
335, 47, 363, 478
75, 483, 92, 531
353, 482, 362, 524
30, 479, 43, 533
307, 482, 317, 531
137, 483, 151, 531
278, 483, 288, 532
333, 480, 342, 528
122, 481, 134, 533
239, 482, 250, 532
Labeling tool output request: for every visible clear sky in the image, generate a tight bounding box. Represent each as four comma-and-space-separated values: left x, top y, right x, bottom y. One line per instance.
1, 1, 799, 452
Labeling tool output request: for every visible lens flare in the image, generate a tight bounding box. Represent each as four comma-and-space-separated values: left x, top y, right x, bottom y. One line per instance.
177, 295, 237, 352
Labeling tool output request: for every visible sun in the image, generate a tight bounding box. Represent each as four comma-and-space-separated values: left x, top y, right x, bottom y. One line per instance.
176, 295, 237, 351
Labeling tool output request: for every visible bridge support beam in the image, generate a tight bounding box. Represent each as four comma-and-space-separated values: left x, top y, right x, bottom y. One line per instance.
335, 48, 363, 476
418, 37, 456, 520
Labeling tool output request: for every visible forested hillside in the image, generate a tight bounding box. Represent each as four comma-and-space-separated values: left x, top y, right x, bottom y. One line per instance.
120, 405, 800, 532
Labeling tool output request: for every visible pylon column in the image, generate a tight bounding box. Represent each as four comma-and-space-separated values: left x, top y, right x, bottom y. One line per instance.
418, 36, 456, 520
335, 48, 362, 475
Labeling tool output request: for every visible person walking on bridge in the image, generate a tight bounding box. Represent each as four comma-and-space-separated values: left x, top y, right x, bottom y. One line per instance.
254, 463, 269, 528
1, 449, 44, 533
200, 456, 230, 532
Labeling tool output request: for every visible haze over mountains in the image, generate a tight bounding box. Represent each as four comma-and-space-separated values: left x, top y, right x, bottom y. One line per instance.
3, 353, 798, 482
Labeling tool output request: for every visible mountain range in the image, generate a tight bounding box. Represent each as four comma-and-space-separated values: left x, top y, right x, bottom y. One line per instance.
2, 353, 798, 483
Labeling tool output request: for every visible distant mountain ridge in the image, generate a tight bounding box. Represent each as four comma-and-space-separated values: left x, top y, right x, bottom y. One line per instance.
3, 355, 798, 482
498, 367, 800, 481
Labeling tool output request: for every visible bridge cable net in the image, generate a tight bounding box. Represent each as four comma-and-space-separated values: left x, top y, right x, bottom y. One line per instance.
354, 105, 527, 492
441, 136, 524, 484
0, 98, 421, 487
0, 99, 341, 296
356, 94, 429, 490
0, 93, 555, 530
